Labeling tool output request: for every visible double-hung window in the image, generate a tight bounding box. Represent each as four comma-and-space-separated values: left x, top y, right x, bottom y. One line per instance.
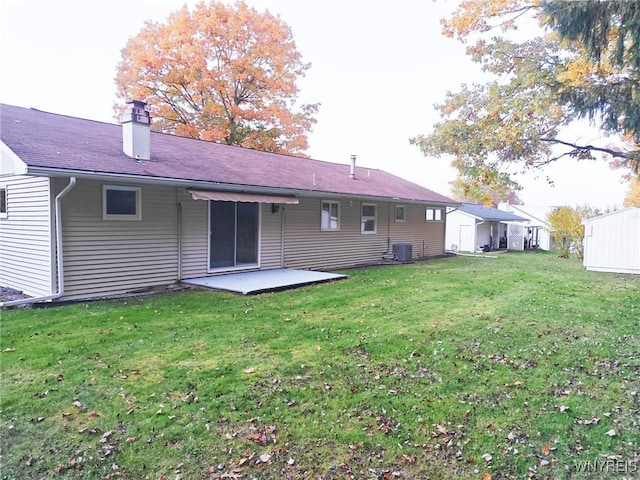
321, 200, 340, 231
361, 203, 377, 234
103, 185, 142, 220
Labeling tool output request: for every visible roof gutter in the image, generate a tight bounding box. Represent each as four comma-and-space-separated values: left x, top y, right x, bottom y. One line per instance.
1, 177, 77, 308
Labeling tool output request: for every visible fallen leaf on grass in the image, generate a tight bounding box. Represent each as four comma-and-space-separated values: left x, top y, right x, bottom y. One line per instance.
483, 473, 492, 480
99, 431, 113, 443
243, 367, 256, 374
605, 429, 616, 437
220, 470, 242, 479
541, 444, 550, 456
3, 347, 15, 352
574, 417, 600, 425
259, 453, 272, 463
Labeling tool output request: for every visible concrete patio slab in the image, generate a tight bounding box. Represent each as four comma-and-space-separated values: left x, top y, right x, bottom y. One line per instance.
182, 269, 347, 295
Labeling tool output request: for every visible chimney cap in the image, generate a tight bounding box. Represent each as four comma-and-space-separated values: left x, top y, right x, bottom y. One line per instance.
121, 100, 151, 125
126, 99, 148, 108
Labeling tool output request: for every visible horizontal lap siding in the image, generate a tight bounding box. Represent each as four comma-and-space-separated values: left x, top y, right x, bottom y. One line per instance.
0, 176, 53, 296
282, 198, 388, 270
180, 197, 208, 279
389, 204, 445, 258
283, 200, 445, 271
60, 180, 179, 301
260, 203, 283, 269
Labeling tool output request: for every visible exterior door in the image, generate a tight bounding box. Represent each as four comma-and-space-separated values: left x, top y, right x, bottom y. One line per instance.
209, 201, 259, 270
459, 224, 473, 252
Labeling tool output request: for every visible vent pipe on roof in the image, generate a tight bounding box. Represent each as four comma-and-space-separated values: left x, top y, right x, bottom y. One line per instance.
121, 100, 151, 161
350, 155, 357, 179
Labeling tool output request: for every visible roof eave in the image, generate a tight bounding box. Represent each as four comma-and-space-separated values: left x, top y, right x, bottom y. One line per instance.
26, 166, 459, 205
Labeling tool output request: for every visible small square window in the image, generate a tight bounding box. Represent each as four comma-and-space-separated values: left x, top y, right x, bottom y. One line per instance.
361, 203, 377, 234
426, 207, 443, 222
103, 185, 141, 220
395, 205, 406, 222
321, 200, 340, 231
0, 186, 7, 218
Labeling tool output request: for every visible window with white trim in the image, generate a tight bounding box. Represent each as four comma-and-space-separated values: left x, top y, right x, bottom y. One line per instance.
426, 207, 443, 222
103, 185, 142, 220
0, 186, 7, 218
321, 200, 340, 231
361, 203, 377, 234
395, 205, 406, 222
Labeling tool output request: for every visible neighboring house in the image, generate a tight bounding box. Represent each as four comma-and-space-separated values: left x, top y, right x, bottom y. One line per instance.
497, 203, 557, 251
445, 203, 527, 253
0, 102, 458, 303
583, 207, 640, 274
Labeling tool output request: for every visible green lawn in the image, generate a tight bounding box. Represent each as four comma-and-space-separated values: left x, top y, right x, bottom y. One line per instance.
1, 252, 638, 479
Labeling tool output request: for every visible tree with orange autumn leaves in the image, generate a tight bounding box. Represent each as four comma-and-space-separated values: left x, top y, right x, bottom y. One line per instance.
115, 0, 318, 156
411, 0, 640, 201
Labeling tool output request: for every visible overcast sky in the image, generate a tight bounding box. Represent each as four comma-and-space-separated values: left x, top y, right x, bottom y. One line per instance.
0, 0, 629, 208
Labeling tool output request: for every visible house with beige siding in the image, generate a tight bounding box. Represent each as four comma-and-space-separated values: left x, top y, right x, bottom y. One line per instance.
0, 102, 457, 304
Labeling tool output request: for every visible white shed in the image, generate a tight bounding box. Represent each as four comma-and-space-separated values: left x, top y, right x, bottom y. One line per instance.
445, 204, 527, 252
583, 207, 640, 274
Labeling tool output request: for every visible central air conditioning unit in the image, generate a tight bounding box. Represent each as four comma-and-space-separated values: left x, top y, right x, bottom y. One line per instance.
393, 243, 413, 262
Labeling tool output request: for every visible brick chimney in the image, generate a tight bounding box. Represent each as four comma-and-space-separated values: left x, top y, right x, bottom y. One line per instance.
121, 100, 151, 161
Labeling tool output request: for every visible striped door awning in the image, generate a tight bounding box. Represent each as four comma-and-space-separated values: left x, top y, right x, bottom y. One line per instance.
188, 189, 299, 204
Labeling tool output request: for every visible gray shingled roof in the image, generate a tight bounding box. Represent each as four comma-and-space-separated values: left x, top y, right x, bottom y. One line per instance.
1, 104, 457, 204
458, 203, 528, 222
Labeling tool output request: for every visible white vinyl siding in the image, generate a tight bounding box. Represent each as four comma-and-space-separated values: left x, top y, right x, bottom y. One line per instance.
0, 175, 53, 297
444, 210, 476, 253
60, 179, 179, 301
583, 208, 640, 274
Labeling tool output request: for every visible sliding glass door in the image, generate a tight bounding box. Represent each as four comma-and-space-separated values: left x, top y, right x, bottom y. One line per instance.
209, 201, 259, 270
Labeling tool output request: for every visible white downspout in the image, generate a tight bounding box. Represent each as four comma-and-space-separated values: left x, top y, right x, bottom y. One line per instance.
0, 177, 77, 308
